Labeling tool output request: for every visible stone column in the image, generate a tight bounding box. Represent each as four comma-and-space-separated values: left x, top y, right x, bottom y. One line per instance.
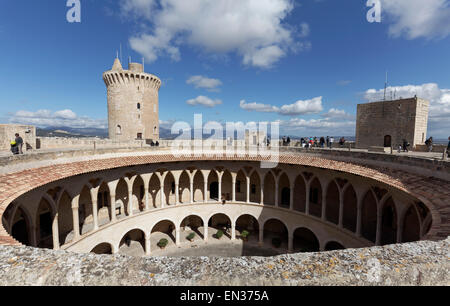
204, 181, 208, 203
260, 184, 264, 205
231, 221, 236, 241
288, 233, 293, 253
145, 234, 151, 256
232, 177, 236, 202
204, 224, 208, 242
246, 176, 250, 203
338, 191, 344, 228
259, 228, 264, 246
110, 193, 116, 222
305, 183, 311, 215
92, 198, 99, 231
128, 190, 134, 216
160, 183, 165, 208
71, 195, 80, 240
218, 176, 222, 202
175, 183, 180, 205
52, 213, 60, 250
397, 211, 404, 243
176, 227, 181, 246
190, 179, 194, 203
144, 187, 149, 211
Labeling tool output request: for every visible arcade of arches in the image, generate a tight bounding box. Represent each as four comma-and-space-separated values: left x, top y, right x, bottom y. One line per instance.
3, 160, 430, 257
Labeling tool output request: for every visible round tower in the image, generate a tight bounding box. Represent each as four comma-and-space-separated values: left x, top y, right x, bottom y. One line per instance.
103, 58, 161, 142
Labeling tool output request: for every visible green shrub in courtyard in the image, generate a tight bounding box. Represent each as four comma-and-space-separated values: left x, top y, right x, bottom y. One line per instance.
158, 238, 168, 249
187, 232, 195, 242
241, 230, 250, 241
215, 230, 224, 239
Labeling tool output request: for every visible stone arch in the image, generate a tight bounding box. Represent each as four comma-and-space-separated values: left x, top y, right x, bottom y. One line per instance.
263, 172, 276, 206
119, 228, 146, 256
57, 191, 73, 245
309, 177, 322, 218
179, 170, 190, 204
293, 227, 320, 252
36, 197, 54, 249
115, 178, 128, 217
263, 218, 288, 250
324, 241, 345, 251
148, 173, 161, 208
249, 171, 261, 203
78, 185, 93, 234
193, 171, 204, 202
151, 219, 177, 246
132, 175, 145, 212
278, 172, 290, 208
11, 206, 32, 246
326, 180, 340, 224
381, 197, 397, 245
361, 189, 377, 243
343, 184, 357, 232
91, 242, 113, 254
402, 204, 421, 242
180, 215, 204, 241
293, 174, 307, 212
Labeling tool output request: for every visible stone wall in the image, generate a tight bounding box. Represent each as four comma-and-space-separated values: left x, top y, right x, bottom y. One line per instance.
36, 136, 145, 150
0, 124, 36, 151
0, 238, 447, 285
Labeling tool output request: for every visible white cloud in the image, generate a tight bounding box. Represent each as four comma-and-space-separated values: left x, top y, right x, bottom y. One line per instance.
278, 117, 356, 135
9, 109, 107, 129
124, 0, 308, 68
364, 83, 450, 137
240, 96, 323, 116
186, 75, 222, 91
380, 0, 450, 39
186, 96, 223, 108
321, 108, 355, 120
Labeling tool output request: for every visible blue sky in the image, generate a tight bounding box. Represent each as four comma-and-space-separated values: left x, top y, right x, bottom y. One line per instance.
0, 0, 449, 138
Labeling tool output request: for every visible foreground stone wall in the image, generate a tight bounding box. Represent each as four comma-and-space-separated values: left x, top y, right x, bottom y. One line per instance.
0, 238, 448, 285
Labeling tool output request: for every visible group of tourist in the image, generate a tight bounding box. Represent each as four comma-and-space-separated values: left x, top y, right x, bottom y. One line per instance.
298, 136, 346, 149
10, 133, 24, 155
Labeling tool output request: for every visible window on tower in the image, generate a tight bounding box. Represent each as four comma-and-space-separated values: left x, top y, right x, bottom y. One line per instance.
137, 103, 141, 110
116, 125, 122, 135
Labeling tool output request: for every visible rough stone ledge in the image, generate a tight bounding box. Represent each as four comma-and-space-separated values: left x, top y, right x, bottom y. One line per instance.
0, 238, 448, 286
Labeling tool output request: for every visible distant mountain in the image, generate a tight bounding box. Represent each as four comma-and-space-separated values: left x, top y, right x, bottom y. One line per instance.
37, 126, 108, 138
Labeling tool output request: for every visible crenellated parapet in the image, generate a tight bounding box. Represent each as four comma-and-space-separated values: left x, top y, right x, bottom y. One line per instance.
102, 70, 161, 90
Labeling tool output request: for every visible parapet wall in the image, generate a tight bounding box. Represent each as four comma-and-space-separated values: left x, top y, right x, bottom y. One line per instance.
0, 238, 448, 285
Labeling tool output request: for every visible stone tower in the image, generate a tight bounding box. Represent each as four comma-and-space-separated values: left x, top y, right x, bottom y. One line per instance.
103, 58, 161, 142
356, 97, 429, 149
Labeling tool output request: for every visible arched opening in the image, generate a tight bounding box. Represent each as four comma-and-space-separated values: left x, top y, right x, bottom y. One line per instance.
97, 182, 111, 225
293, 175, 306, 212
208, 213, 232, 239
235, 214, 260, 243
151, 220, 176, 248
115, 178, 128, 217
402, 204, 421, 242
78, 185, 93, 234
148, 174, 161, 208
326, 180, 340, 224
309, 178, 322, 218
278, 173, 290, 208
132, 176, 145, 212
263, 172, 276, 205
221, 170, 233, 202
193, 171, 204, 202
11, 207, 31, 245
324, 241, 345, 251
235, 170, 246, 202
116, 125, 122, 135
381, 197, 397, 245
208, 170, 219, 201
249, 171, 261, 203
164, 172, 176, 206
384, 135, 392, 147
119, 229, 145, 256
361, 190, 377, 243
180, 215, 204, 241
178, 171, 190, 204
263, 219, 288, 250
36, 198, 54, 249
91, 242, 112, 254
343, 185, 357, 232
57, 191, 73, 245
293, 227, 319, 252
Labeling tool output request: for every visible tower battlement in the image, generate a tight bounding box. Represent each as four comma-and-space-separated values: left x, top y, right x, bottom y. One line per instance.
103, 59, 160, 142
